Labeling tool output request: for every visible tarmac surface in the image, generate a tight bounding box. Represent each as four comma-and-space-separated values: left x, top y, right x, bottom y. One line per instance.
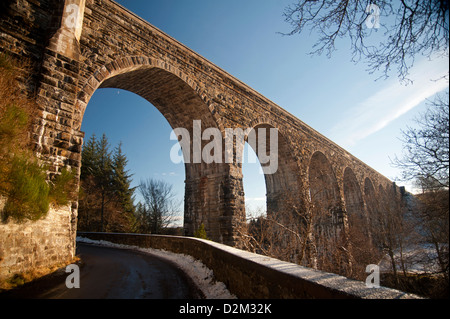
1, 243, 203, 299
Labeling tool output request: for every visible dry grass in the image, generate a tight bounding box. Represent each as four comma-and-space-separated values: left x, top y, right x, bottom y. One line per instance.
0, 255, 81, 292
0, 53, 36, 151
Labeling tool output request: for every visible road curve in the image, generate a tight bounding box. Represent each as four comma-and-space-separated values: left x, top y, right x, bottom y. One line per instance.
1, 243, 203, 299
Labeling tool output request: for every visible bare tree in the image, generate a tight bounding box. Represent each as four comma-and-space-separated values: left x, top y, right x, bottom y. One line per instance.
388, 90, 449, 297
392, 90, 449, 190
240, 191, 358, 278
415, 191, 449, 278
283, 0, 449, 82
136, 178, 180, 234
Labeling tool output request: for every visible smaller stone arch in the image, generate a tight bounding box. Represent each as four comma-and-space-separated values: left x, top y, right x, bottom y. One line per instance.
243, 121, 302, 215
378, 184, 389, 208
363, 177, 378, 227
344, 169, 373, 268
308, 151, 344, 234
308, 151, 354, 275
343, 167, 366, 223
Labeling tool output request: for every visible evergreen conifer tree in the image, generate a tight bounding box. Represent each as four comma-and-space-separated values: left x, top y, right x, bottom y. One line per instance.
79, 134, 136, 232
94, 134, 114, 232
112, 142, 136, 226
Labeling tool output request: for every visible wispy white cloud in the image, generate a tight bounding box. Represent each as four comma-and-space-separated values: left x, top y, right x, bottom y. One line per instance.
330, 56, 449, 148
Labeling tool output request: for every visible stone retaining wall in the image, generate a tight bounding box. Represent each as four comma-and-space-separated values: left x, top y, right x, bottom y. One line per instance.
77, 232, 420, 299
0, 206, 77, 284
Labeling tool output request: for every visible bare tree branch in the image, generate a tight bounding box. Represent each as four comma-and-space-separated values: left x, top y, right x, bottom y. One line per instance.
392, 90, 449, 190
283, 0, 449, 83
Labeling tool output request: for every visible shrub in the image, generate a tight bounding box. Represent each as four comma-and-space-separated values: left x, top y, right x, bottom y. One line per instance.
48, 168, 77, 207
1, 154, 50, 222
0, 52, 76, 222
194, 223, 209, 240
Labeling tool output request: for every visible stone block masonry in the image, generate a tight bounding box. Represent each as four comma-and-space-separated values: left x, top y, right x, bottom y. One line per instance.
0, 205, 77, 285
0, 0, 407, 282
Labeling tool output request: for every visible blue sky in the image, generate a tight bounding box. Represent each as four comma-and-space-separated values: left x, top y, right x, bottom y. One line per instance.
81, 0, 449, 222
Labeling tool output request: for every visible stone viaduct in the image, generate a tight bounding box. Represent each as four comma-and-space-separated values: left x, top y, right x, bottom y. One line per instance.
0, 0, 404, 280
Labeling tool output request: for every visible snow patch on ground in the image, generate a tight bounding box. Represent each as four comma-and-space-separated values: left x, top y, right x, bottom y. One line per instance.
379, 243, 448, 274
76, 236, 237, 299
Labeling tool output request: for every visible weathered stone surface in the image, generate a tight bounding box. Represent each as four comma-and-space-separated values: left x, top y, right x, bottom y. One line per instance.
0, 205, 77, 282
0, 0, 405, 280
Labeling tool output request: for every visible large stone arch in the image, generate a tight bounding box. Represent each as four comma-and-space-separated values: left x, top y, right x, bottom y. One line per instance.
74, 57, 242, 245
75, 56, 224, 131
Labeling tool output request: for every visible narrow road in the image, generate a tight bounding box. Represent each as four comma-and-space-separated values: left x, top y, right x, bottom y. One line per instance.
1, 243, 203, 299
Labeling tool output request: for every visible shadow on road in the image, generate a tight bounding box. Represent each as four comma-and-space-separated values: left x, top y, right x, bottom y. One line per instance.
0, 243, 204, 299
